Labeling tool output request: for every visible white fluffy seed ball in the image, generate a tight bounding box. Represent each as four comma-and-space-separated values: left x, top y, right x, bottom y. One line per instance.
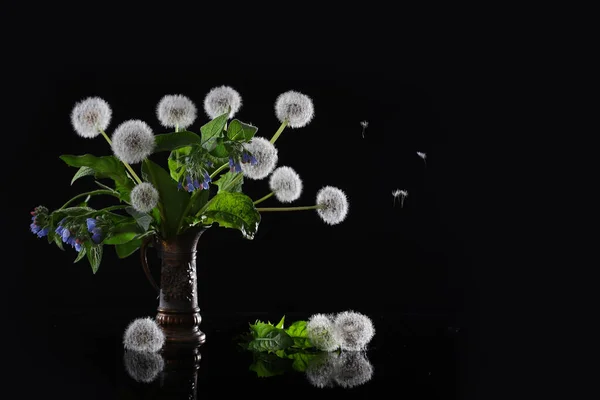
307, 313, 340, 352
269, 166, 303, 203
123, 317, 165, 353
130, 182, 159, 213
305, 352, 339, 389
240, 137, 278, 180
203, 85, 242, 119
71, 97, 112, 138
123, 350, 165, 383
334, 351, 374, 388
316, 186, 349, 225
275, 90, 314, 128
157, 94, 197, 129
333, 311, 375, 351
111, 120, 155, 164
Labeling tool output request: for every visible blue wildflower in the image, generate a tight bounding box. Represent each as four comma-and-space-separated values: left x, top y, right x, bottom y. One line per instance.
74, 242, 83, 252
30, 222, 40, 234
37, 228, 49, 238
86, 218, 97, 231
91, 228, 103, 244
228, 157, 242, 173
61, 228, 71, 243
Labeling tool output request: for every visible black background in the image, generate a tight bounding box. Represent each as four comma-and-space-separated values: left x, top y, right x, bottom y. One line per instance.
2, 11, 507, 398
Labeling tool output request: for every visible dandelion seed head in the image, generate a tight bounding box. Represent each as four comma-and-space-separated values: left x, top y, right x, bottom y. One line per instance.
111, 120, 155, 164
123, 317, 165, 353
269, 166, 303, 203
156, 94, 197, 129
307, 313, 340, 352
333, 311, 375, 351
306, 352, 340, 389
316, 186, 349, 225
123, 350, 164, 383
204, 85, 242, 119
240, 137, 278, 180
275, 91, 314, 128
334, 351, 374, 388
130, 182, 159, 213
71, 97, 112, 138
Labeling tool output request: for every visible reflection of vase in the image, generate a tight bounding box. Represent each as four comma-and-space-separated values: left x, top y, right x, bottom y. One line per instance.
141, 227, 207, 345
158, 343, 202, 399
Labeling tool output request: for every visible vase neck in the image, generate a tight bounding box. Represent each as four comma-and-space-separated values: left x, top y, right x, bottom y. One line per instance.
155, 227, 207, 255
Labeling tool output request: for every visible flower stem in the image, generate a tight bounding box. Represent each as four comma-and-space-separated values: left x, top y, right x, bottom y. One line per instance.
253, 192, 275, 205
175, 124, 179, 132
256, 205, 325, 212
59, 189, 121, 210
210, 162, 230, 179
99, 129, 143, 185
269, 120, 289, 144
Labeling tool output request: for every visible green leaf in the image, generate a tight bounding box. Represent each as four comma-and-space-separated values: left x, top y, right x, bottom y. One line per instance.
73, 247, 87, 263
275, 315, 285, 329
200, 112, 228, 149
288, 352, 318, 372
210, 142, 229, 159
115, 238, 142, 258
285, 321, 312, 349
60, 154, 134, 200
125, 207, 153, 231
71, 166, 95, 185
154, 131, 202, 153
213, 171, 243, 193
86, 244, 103, 274
186, 187, 210, 222
142, 159, 190, 238
202, 192, 260, 239
247, 327, 294, 352
52, 233, 65, 251
227, 119, 258, 141
103, 232, 138, 245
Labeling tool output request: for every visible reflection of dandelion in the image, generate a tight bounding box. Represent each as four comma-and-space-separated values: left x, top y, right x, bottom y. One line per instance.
392, 189, 408, 208
123, 350, 164, 383
334, 351, 374, 389
306, 352, 339, 389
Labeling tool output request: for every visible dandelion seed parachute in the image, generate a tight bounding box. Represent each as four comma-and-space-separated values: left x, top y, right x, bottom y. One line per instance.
307, 313, 340, 351
269, 166, 303, 203
130, 182, 159, 213
316, 186, 349, 225
111, 120, 155, 164
274, 90, 314, 128
240, 137, 278, 180
123, 350, 165, 383
333, 311, 375, 351
203, 85, 242, 119
157, 94, 197, 129
71, 97, 112, 138
123, 317, 165, 353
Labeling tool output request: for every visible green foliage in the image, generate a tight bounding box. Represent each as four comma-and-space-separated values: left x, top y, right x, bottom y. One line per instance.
285, 320, 312, 349
213, 171, 243, 193
154, 131, 202, 153
200, 112, 228, 150
85, 242, 103, 274
71, 166, 95, 185
226, 119, 257, 141
115, 238, 143, 258
203, 192, 260, 239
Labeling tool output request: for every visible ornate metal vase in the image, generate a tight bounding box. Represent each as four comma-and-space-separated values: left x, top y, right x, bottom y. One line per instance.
140, 227, 206, 346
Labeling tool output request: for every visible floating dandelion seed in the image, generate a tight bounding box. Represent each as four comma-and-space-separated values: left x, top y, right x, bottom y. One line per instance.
416, 151, 427, 165
360, 121, 369, 138
392, 189, 408, 208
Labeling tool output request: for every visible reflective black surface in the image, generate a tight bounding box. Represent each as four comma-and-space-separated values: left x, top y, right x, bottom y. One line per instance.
11, 310, 468, 399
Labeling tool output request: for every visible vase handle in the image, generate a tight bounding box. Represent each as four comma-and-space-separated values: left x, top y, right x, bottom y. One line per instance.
140, 237, 160, 295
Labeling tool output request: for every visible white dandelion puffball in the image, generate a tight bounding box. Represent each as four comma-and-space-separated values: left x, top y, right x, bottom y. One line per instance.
307, 313, 340, 352
306, 352, 340, 389
156, 94, 197, 129
275, 90, 314, 128
269, 166, 303, 203
123, 317, 165, 353
123, 350, 165, 383
240, 137, 278, 180
334, 351, 374, 388
203, 85, 242, 119
316, 186, 349, 225
71, 97, 112, 138
130, 182, 159, 213
333, 311, 375, 351
111, 120, 155, 164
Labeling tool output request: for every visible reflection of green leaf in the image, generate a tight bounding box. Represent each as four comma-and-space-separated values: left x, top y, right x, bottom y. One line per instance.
214, 171, 243, 193
154, 131, 202, 153
249, 354, 290, 378
203, 192, 260, 239
227, 119, 258, 141
288, 352, 318, 372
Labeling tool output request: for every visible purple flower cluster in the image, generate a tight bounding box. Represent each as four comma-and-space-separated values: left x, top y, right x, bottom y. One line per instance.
30, 208, 49, 238
55, 219, 83, 252
229, 152, 257, 173
86, 218, 104, 244
178, 172, 211, 192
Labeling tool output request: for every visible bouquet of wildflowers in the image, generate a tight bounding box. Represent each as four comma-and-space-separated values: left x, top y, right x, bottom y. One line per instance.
29, 87, 349, 272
